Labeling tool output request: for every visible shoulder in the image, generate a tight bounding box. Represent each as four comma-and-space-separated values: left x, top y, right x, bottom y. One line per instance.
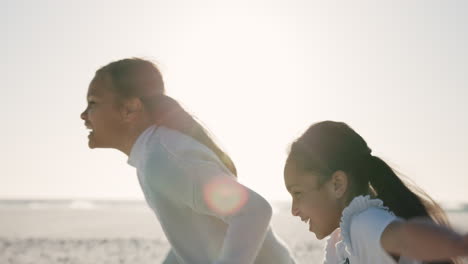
154, 126, 194, 155
139, 126, 215, 166
156, 126, 220, 164
350, 207, 397, 236
352, 206, 395, 223
340, 196, 398, 255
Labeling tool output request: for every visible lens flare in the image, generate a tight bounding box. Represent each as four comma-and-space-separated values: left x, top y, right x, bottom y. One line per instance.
203, 178, 249, 216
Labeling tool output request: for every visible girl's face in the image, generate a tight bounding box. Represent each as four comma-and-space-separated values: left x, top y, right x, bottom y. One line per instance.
80, 76, 125, 149
284, 161, 343, 239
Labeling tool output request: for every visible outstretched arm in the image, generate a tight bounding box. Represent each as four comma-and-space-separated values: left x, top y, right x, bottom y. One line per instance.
381, 218, 468, 261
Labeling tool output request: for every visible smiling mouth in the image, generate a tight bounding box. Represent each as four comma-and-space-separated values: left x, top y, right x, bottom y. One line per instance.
86, 127, 94, 136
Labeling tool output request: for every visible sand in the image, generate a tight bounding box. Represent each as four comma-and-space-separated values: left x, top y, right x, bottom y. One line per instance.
1, 203, 467, 264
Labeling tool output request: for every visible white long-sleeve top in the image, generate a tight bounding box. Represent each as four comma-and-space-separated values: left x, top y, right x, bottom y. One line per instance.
128, 125, 294, 264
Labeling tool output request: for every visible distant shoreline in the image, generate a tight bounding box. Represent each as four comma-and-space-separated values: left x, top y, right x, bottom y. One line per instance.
1, 199, 467, 213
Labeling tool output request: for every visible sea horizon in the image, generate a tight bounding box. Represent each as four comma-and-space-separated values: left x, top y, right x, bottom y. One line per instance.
1, 198, 467, 213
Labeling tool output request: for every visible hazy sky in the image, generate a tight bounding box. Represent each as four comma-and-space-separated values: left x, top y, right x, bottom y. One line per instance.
2, 0, 467, 204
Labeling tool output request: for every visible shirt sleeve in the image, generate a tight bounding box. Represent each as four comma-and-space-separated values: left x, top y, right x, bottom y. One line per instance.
143, 141, 273, 264
349, 207, 400, 259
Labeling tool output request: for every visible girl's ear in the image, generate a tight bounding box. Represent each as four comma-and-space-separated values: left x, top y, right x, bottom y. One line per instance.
120, 97, 144, 122
330, 170, 348, 199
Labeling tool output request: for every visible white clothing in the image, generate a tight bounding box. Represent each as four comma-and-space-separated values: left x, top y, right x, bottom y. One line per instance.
323, 195, 421, 264
128, 125, 294, 264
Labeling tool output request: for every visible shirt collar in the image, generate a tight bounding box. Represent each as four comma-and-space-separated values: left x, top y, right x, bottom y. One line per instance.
127, 125, 157, 168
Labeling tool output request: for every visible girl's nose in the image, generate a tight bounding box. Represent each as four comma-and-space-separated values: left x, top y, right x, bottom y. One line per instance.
80, 110, 87, 120
291, 204, 300, 216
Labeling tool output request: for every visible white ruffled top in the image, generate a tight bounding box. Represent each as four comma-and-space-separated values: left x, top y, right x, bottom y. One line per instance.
323, 195, 420, 264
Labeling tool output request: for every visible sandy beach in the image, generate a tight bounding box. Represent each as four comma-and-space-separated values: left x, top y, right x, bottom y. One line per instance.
1, 201, 467, 264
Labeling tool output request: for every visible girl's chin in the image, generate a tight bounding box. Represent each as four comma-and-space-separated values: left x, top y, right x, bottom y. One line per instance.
313, 228, 335, 240
309, 227, 326, 240
313, 232, 325, 240
88, 141, 96, 149
87, 137, 113, 149
87, 136, 97, 149
87, 133, 104, 149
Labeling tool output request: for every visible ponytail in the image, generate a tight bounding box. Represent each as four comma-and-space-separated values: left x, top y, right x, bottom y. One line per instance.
355, 156, 455, 264
143, 94, 238, 177
361, 156, 430, 220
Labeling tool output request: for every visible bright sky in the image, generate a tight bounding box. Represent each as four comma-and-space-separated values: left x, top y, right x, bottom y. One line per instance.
2, 0, 467, 204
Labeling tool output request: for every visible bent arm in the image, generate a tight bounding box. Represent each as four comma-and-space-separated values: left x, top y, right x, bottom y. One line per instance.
381, 218, 468, 261
213, 187, 273, 264
186, 160, 273, 264
182, 156, 274, 264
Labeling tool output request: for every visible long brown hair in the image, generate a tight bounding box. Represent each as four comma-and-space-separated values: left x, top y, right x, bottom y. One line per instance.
94, 58, 237, 176
286, 120, 456, 264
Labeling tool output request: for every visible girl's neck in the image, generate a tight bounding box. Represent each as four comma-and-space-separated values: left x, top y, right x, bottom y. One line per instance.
118, 117, 154, 156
